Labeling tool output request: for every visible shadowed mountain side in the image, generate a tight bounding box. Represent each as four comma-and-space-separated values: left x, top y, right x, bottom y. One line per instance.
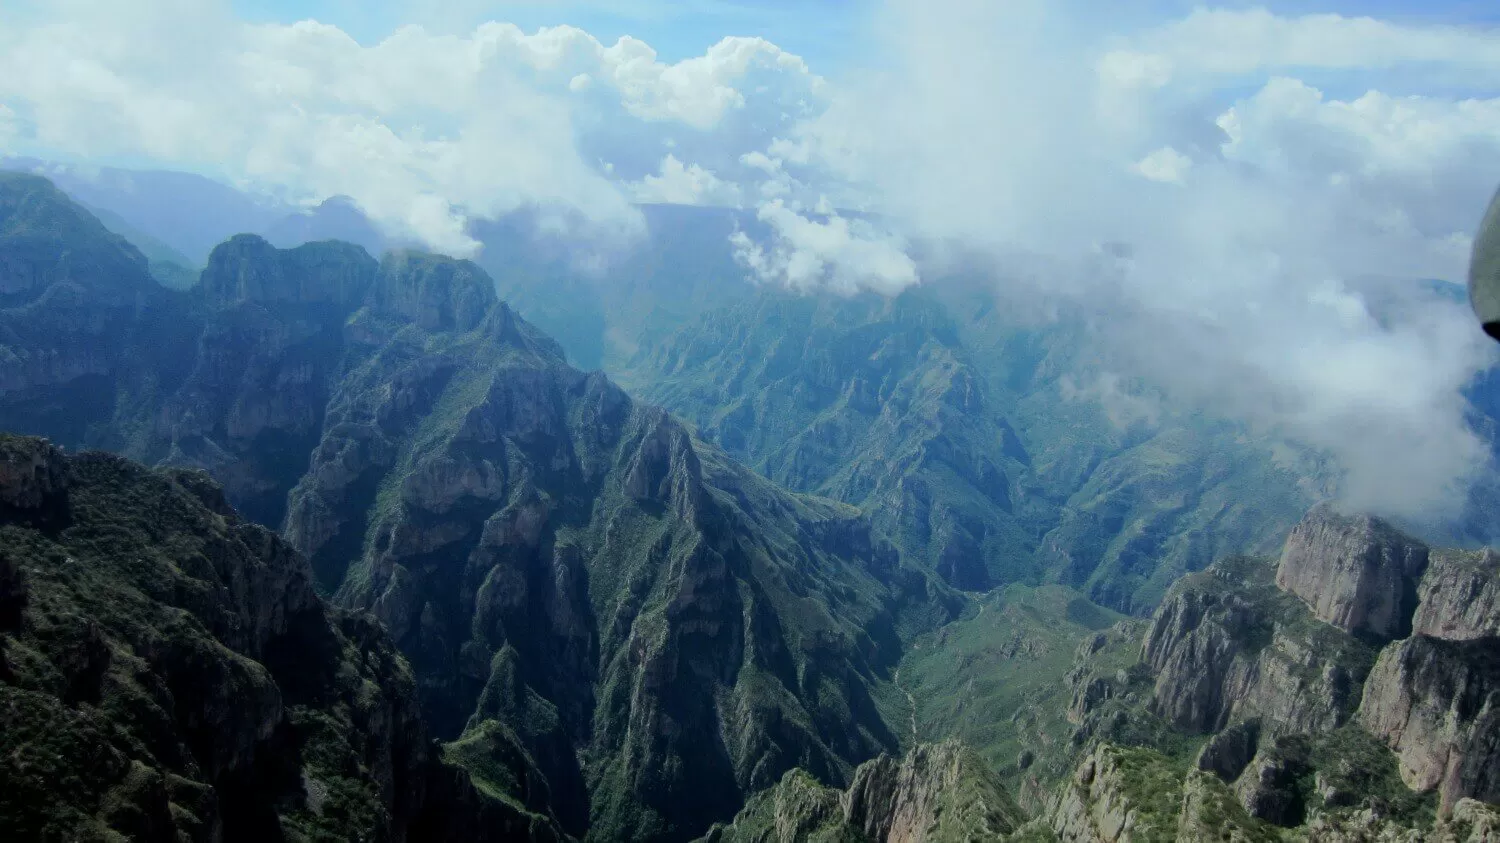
0, 435, 568, 842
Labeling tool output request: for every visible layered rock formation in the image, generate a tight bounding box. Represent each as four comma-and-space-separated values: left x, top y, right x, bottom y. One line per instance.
8, 172, 1500, 842
1359, 636, 1500, 814
153, 236, 379, 525
1141, 556, 1373, 737
1275, 504, 1429, 640
0, 172, 193, 448
1046, 743, 1270, 842
0, 435, 562, 841
1413, 548, 1500, 641
1122, 504, 1500, 831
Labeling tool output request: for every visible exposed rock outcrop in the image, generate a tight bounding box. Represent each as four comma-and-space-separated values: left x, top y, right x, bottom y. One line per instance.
1413, 548, 1500, 642
200, 233, 375, 309
699, 742, 1024, 843
1358, 635, 1500, 815
1195, 720, 1261, 783
1275, 504, 1429, 641
1047, 744, 1193, 842
1298, 797, 1500, 842
1231, 735, 1310, 827
843, 741, 1024, 842
269, 242, 954, 840
1142, 557, 1372, 736
0, 180, 960, 841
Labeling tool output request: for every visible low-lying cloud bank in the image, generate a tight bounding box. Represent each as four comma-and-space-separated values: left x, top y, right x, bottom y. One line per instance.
739, 0, 1500, 521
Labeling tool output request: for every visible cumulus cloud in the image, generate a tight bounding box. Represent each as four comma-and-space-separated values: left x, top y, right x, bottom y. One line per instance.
627, 154, 742, 206
1133, 146, 1191, 184
731, 199, 918, 295
761, 0, 1500, 519
0, 0, 821, 255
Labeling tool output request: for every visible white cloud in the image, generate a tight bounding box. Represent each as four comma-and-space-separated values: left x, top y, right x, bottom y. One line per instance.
0, 1, 822, 255
1060, 373, 1163, 430
731, 198, 918, 296
762, 0, 1500, 519
601, 35, 819, 129
1133, 146, 1191, 184
628, 154, 742, 206
739, 150, 780, 174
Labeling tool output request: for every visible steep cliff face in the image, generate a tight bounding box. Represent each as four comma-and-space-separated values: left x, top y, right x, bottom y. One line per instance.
1358, 635, 1500, 814
1072, 503, 1500, 834
699, 741, 1026, 843
0, 195, 384, 529
1275, 504, 1429, 641
0, 171, 155, 305
843, 741, 1025, 842
1044, 743, 1274, 842
0, 178, 963, 841
0, 435, 560, 842
1413, 548, 1500, 641
1042, 740, 1496, 842
152, 235, 379, 526
275, 259, 955, 841
1140, 556, 1374, 737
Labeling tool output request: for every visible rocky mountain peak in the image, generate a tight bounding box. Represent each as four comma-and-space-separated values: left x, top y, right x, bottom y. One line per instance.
200, 233, 377, 309
1276, 503, 1430, 640
371, 251, 498, 332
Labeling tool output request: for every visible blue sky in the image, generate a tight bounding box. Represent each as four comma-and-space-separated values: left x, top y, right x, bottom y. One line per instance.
230, 0, 1500, 70
231, 0, 864, 68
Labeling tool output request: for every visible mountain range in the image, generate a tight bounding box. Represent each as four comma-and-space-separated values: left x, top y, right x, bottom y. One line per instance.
2, 166, 1498, 841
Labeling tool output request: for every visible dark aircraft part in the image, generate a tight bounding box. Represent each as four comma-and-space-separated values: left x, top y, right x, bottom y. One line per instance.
1473, 186, 1500, 342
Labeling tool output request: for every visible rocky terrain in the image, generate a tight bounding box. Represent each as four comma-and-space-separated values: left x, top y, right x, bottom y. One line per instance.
699, 740, 1028, 843
0, 434, 565, 841
3, 170, 1500, 841
1275, 504, 1430, 641
621, 277, 1320, 613
861, 503, 1500, 840
620, 290, 1043, 591
0, 174, 959, 841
